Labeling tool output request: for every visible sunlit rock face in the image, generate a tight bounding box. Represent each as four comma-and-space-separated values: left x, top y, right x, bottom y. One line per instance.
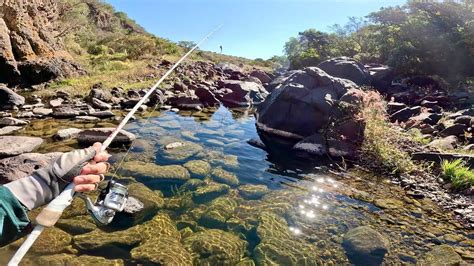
255, 67, 366, 159
0, 0, 84, 85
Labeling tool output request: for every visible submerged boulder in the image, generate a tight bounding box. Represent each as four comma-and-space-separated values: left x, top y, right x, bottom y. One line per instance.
211, 166, 240, 186
418, 245, 463, 266
120, 161, 190, 183
184, 229, 247, 265
342, 226, 390, 265
254, 212, 321, 265
256, 67, 365, 159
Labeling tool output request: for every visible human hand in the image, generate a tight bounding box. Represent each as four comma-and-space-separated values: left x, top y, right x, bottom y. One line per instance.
73, 142, 111, 192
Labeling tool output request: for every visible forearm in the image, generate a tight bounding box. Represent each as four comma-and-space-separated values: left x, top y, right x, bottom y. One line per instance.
0, 186, 30, 247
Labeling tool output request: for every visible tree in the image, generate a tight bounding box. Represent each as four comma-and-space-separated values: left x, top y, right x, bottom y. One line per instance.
178, 41, 198, 50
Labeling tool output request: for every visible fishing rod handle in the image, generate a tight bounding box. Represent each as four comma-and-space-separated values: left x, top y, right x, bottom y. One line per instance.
35, 183, 75, 227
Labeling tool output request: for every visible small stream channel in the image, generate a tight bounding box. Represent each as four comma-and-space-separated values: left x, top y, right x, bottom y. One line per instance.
0, 106, 473, 265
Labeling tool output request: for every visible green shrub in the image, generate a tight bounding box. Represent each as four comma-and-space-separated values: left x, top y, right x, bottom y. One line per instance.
441, 159, 474, 189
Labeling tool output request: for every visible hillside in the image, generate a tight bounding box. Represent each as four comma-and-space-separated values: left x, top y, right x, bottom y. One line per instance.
0, 0, 271, 93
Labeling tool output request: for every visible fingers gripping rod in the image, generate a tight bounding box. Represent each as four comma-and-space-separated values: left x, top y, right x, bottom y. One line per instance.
8, 25, 222, 266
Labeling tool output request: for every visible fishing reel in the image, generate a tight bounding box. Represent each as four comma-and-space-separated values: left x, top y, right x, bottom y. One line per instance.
80, 180, 128, 225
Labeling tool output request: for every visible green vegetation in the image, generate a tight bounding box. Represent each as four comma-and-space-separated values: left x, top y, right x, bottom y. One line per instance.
48, 0, 272, 97
284, 1, 474, 84
359, 91, 416, 174
440, 159, 474, 189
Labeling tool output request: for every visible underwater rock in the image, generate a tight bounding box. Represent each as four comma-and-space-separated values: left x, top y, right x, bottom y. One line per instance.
121, 161, 190, 182
374, 198, 404, 209
211, 166, 240, 186
418, 245, 463, 266
342, 226, 390, 265
197, 150, 240, 169
74, 213, 179, 252
160, 140, 203, 162
56, 216, 97, 235
238, 184, 269, 200
180, 178, 206, 192
253, 212, 322, 265
29, 227, 72, 254
200, 197, 238, 229
184, 229, 247, 265
254, 236, 322, 265
181, 130, 200, 141
256, 212, 290, 240
184, 160, 211, 178
164, 141, 184, 149
131, 235, 193, 265
193, 182, 230, 203
36, 254, 124, 266
113, 182, 165, 227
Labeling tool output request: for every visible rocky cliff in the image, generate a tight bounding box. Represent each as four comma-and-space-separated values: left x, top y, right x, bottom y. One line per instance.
0, 0, 83, 86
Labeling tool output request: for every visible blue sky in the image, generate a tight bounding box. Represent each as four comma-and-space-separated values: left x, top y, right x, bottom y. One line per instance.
106, 0, 406, 59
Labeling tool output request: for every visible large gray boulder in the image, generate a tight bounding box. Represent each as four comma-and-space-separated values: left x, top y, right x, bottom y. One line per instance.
0, 136, 43, 158
0, 85, 25, 110
317, 57, 371, 86
342, 226, 390, 265
218, 80, 269, 107
256, 67, 365, 158
0, 152, 61, 184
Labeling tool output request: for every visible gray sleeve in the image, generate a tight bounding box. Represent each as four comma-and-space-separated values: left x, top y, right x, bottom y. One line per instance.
5, 146, 96, 210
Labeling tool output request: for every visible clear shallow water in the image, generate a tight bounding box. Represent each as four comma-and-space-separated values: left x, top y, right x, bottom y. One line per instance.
0, 106, 473, 265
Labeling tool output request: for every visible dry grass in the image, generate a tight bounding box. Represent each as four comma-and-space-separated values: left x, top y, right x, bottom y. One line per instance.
358, 91, 417, 174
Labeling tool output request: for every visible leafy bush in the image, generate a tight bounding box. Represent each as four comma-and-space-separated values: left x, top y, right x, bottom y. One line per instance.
441, 159, 474, 189
359, 91, 416, 174
284, 1, 474, 84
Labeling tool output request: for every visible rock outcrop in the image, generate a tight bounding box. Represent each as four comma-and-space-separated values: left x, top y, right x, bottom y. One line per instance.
256, 67, 366, 158
0, 0, 84, 85
317, 57, 371, 86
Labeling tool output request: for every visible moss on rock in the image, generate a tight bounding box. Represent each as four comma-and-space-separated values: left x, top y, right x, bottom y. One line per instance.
36, 254, 124, 266
211, 166, 240, 186
131, 236, 193, 265
184, 160, 211, 178
56, 216, 97, 235
74, 213, 180, 252
238, 184, 269, 200
200, 197, 238, 229
418, 245, 463, 266
254, 212, 321, 265
31, 227, 72, 254
184, 229, 247, 265
193, 182, 230, 203
161, 141, 203, 162
120, 161, 190, 182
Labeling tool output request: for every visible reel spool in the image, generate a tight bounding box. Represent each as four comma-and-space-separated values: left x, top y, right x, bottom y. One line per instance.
80, 181, 128, 225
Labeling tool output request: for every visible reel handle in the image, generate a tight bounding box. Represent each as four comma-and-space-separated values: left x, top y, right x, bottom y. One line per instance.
34, 183, 75, 227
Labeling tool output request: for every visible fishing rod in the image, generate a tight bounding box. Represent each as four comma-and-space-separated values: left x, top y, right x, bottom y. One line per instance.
8, 25, 223, 266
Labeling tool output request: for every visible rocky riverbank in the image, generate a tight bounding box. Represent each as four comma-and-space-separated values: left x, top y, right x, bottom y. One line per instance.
0, 56, 473, 227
